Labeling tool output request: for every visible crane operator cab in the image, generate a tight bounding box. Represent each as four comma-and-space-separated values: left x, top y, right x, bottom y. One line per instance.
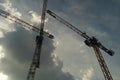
36, 35, 43, 46
84, 36, 114, 56
84, 36, 98, 47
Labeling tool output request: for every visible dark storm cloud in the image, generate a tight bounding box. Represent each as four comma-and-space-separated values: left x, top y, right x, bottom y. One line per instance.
0, 24, 35, 80
0, 0, 76, 79
0, 24, 35, 62
0, 23, 75, 80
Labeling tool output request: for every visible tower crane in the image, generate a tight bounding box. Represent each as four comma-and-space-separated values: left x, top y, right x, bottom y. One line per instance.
0, 9, 54, 39
27, 0, 48, 80
0, 0, 51, 79
47, 10, 114, 80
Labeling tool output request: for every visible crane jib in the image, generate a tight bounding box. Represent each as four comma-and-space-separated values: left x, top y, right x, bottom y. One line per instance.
47, 10, 90, 39
0, 9, 54, 39
47, 10, 114, 56
40, 0, 47, 35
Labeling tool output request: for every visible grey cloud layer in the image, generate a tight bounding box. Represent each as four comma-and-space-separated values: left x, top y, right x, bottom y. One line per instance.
0, 0, 120, 80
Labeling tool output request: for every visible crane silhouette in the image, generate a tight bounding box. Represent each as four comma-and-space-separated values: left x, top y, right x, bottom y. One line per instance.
0, 0, 53, 79
47, 10, 114, 80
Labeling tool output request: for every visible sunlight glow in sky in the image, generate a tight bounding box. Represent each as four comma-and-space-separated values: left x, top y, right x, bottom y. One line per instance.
0, 46, 5, 60
53, 39, 60, 47
0, 0, 22, 18
82, 68, 94, 80
0, 31, 4, 38
0, 72, 8, 80
29, 10, 48, 24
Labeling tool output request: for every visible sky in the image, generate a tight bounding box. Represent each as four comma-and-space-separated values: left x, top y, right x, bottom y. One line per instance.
0, 0, 120, 80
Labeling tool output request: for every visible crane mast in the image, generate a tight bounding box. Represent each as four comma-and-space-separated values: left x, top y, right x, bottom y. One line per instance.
47, 10, 114, 80
0, 0, 51, 79
93, 44, 113, 80
27, 0, 48, 80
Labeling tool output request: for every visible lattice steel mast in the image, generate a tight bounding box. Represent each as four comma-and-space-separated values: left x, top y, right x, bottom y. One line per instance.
27, 0, 48, 80
47, 10, 114, 80
0, 0, 51, 79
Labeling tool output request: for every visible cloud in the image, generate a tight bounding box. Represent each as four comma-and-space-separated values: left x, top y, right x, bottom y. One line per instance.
0, 23, 75, 80
0, 31, 4, 38
0, 0, 119, 80
28, 10, 48, 24
81, 68, 94, 80
0, 72, 8, 80
28, 11, 41, 24
0, 45, 5, 62
40, 0, 120, 80
0, 0, 22, 18
0, 0, 22, 38
0, 20, 16, 38
46, 20, 96, 80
